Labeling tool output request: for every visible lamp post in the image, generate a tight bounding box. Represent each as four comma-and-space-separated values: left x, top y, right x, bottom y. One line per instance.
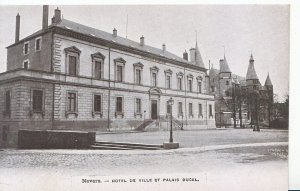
168, 97, 174, 143
143, 110, 146, 128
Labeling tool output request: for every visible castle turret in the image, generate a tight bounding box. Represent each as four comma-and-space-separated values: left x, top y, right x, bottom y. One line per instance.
246, 53, 260, 90
264, 73, 273, 88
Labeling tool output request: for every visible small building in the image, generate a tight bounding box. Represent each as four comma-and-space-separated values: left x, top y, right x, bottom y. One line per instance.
0, 6, 216, 147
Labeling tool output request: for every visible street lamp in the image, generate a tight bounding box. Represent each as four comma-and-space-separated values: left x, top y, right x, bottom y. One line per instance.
168, 97, 174, 143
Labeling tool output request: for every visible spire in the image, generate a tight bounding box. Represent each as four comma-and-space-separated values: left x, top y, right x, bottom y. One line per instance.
246, 54, 259, 80
219, 54, 231, 73
264, 73, 273, 86
194, 41, 205, 68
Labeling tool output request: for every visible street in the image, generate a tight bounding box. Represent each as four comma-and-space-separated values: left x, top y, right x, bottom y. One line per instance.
0, 129, 288, 191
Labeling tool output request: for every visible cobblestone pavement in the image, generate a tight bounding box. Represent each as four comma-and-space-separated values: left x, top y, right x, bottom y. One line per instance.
0, 129, 288, 191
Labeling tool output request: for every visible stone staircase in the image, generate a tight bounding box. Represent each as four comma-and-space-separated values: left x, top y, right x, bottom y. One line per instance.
90, 141, 163, 150
135, 119, 155, 131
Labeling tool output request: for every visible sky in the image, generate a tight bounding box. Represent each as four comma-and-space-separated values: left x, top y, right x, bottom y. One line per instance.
0, 5, 289, 101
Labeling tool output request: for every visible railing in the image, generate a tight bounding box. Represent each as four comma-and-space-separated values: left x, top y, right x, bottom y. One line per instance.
159, 115, 183, 130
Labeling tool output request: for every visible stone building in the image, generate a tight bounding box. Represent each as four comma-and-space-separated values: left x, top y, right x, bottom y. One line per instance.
0, 6, 215, 147
208, 54, 273, 127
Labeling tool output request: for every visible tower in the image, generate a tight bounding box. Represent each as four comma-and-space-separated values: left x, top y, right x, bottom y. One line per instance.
219, 54, 232, 97
246, 53, 260, 91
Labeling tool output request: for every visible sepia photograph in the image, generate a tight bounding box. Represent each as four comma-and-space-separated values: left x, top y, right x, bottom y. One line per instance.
0, 2, 295, 191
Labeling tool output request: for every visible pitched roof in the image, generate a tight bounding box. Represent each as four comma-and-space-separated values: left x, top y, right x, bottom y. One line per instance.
54, 19, 192, 65
246, 61, 259, 80
219, 55, 231, 73
264, 73, 273, 86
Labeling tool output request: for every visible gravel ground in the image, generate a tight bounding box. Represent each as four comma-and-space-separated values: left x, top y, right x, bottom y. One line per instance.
96, 128, 288, 147
0, 129, 288, 191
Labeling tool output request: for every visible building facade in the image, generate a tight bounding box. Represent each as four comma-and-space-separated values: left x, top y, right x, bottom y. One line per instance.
0, 6, 216, 147
208, 54, 273, 127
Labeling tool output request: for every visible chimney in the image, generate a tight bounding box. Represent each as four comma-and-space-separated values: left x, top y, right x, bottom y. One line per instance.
113, 28, 117, 37
15, 13, 20, 43
42, 5, 49, 30
183, 50, 188, 61
53, 7, 61, 24
189, 48, 196, 62
140, 36, 144, 46
162, 43, 166, 51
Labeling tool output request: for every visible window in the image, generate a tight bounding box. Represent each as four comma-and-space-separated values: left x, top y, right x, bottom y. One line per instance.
198, 104, 203, 117
152, 72, 157, 87
32, 90, 43, 111
67, 92, 77, 112
188, 79, 192, 92
65, 46, 81, 76
226, 80, 229, 86
135, 69, 142, 84
209, 104, 213, 117
189, 103, 193, 117
198, 81, 202, 93
178, 77, 182, 90
5, 90, 11, 112
136, 98, 141, 113
91, 52, 105, 80
211, 86, 215, 92
24, 42, 29, 54
167, 103, 171, 115
133, 62, 144, 85
178, 102, 183, 116
94, 61, 102, 79
116, 65, 123, 81
166, 75, 171, 89
116, 97, 123, 113
35, 38, 41, 51
93, 95, 102, 112
23, 60, 29, 69
69, 55, 77, 76
114, 57, 126, 82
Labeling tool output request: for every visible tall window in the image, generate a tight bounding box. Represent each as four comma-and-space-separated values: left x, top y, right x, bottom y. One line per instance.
135, 69, 142, 84
152, 73, 157, 87
211, 86, 215, 92
226, 80, 229, 86
23, 60, 29, 69
116, 97, 123, 113
198, 81, 202, 93
198, 104, 203, 117
178, 77, 182, 90
116, 65, 123, 81
178, 102, 183, 115
188, 79, 192, 92
166, 75, 171, 89
189, 103, 193, 117
67, 92, 77, 112
24, 42, 29, 55
167, 103, 171, 115
69, 55, 77, 76
35, 38, 41, 51
95, 61, 102, 79
209, 104, 213, 117
94, 95, 102, 112
136, 98, 141, 113
5, 90, 11, 112
32, 90, 43, 111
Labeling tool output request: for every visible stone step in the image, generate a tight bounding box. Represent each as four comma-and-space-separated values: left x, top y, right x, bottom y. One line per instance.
95, 141, 163, 148
91, 141, 163, 150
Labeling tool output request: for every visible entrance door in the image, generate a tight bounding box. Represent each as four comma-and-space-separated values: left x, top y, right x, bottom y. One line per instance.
151, 100, 158, 119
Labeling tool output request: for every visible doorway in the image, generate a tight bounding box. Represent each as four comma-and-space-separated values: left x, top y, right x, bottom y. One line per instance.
151, 100, 158, 119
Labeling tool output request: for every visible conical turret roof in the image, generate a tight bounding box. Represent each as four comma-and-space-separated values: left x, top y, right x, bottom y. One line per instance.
220, 54, 231, 73
264, 73, 273, 86
194, 42, 206, 68
246, 54, 259, 80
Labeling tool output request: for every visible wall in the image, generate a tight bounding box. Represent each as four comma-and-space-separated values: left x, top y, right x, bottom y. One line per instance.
7, 32, 52, 72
